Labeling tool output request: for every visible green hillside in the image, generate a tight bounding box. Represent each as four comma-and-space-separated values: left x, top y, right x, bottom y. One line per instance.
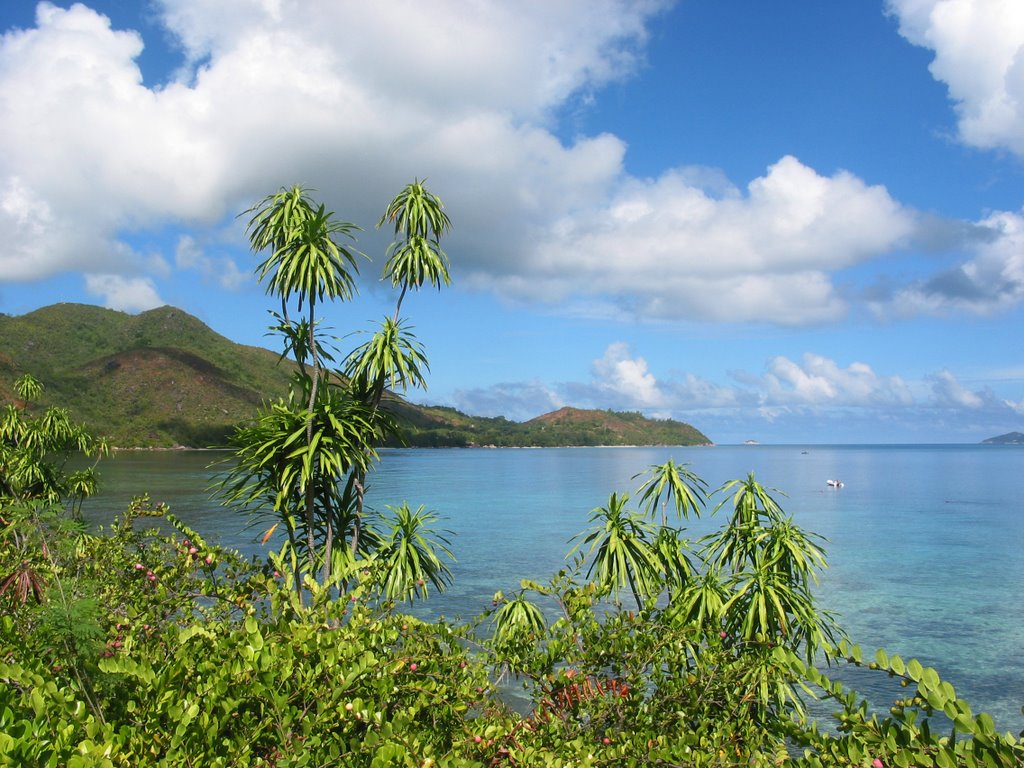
0, 304, 711, 448
0, 304, 293, 447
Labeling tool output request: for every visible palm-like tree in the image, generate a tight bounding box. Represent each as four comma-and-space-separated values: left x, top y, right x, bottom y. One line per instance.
341, 181, 452, 556
571, 492, 661, 607
378, 179, 452, 318
633, 459, 707, 525
223, 181, 455, 605
376, 503, 454, 604
225, 188, 366, 597
702, 473, 840, 661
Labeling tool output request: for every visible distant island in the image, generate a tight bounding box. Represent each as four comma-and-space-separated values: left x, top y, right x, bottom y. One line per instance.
0, 303, 711, 449
981, 432, 1024, 445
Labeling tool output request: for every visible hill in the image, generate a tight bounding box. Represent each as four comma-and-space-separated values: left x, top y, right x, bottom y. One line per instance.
0, 304, 293, 447
0, 304, 711, 448
981, 432, 1024, 445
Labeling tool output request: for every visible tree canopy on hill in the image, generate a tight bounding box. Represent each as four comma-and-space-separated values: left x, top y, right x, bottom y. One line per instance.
0, 305, 711, 448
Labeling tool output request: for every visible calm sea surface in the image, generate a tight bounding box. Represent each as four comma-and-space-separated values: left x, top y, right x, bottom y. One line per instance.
80, 444, 1024, 733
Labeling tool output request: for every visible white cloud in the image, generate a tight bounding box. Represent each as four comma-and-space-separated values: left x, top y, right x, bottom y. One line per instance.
871, 207, 1024, 317
84, 274, 164, 312
0, 1, 652, 290
498, 156, 916, 325
591, 342, 666, 407
443, 346, 1023, 442
888, 0, 1024, 156
929, 369, 985, 408
1, 1, 1019, 328
157, 0, 664, 119
760, 354, 914, 406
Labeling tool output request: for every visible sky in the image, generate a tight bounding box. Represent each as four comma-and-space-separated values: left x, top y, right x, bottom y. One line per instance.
2, 0, 1024, 444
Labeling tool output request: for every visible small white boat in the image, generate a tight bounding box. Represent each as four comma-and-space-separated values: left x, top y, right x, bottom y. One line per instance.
826, 479, 844, 488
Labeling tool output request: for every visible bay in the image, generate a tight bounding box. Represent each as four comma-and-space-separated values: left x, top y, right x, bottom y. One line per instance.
81, 444, 1024, 733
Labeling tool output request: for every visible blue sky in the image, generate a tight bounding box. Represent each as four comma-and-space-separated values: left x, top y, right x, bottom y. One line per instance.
2, 0, 1024, 444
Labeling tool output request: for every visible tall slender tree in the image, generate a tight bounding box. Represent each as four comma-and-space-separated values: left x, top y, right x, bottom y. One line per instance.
342, 180, 452, 556
221, 181, 455, 604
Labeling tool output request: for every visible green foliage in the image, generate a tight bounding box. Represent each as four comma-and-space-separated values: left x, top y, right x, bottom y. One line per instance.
571, 492, 661, 606
3, 426, 1022, 765
0, 523, 491, 767
378, 178, 453, 307
345, 317, 430, 395
703, 473, 839, 664
1, 307, 711, 449
785, 642, 1024, 768
245, 185, 363, 307
0, 305, 295, 448
374, 503, 455, 604
0, 374, 107, 512
4, 212, 1019, 766
221, 180, 456, 601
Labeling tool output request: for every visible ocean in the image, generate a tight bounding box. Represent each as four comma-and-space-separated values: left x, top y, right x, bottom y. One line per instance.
81, 444, 1024, 733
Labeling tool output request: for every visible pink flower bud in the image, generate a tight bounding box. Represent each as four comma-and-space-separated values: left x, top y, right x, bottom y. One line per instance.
409, 663, 418, 671
188, 547, 198, 555
872, 760, 884, 768
134, 563, 145, 570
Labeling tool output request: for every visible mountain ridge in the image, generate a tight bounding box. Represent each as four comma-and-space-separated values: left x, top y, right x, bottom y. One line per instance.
0, 303, 711, 449
981, 431, 1024, 445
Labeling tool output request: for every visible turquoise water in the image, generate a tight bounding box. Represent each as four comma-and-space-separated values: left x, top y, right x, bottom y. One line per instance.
81, 445, 1024, 733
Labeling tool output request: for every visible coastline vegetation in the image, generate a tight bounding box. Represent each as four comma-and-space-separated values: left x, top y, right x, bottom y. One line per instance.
0, 307, 710, 450
2, 184, 1021, 766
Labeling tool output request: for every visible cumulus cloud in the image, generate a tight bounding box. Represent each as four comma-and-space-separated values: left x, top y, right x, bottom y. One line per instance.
590, 342, 666, 407
871, 208, 1024, 317
84, 274, 163, 312
0, 1, 655, 283
445, 343, 1022, 440
928, 369, 986, 408
481, 156, 916, 325
2, 1, 1021, 326
888, 0, 1024, 157
760, 354, 914, 406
